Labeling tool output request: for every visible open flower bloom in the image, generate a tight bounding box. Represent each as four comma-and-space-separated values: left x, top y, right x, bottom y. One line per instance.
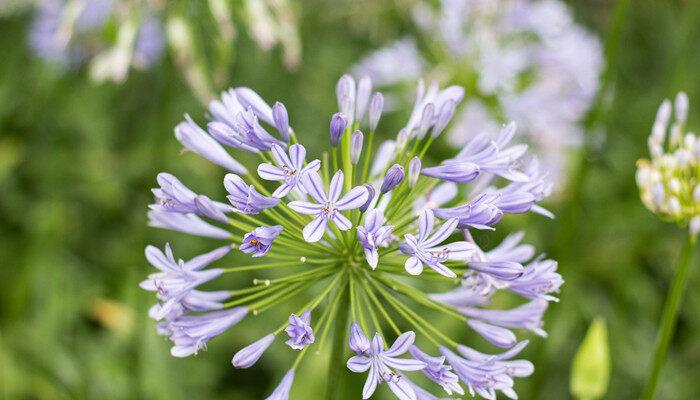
353, 0, 603, 187
142, 75, 560, 399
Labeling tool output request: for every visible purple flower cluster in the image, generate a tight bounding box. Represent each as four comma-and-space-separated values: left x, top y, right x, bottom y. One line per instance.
142, 74, 561, 399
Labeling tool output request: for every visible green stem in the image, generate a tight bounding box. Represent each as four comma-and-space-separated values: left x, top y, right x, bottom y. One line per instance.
641, 236, 696, 400
325, 282, 351, 400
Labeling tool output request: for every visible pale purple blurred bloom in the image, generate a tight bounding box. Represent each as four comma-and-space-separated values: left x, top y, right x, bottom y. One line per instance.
409, 346, 464, 396
285, 310, 314, 350
163, 307, 248, 357
370, 140, 397, 176
357, 209, 394, 269
240, 225, 283, 257
133, 17, 164, 69
258, 143, 320, 198
148, 210, 231, 239
405, 82, 464, 138
176, 115, 248, 174
288, 171, 369, 242
265, 369, 295, 400
356, 76, 373, 122
352, 38, 425, 86
347, 326, 426, 400
399, 209, 476, 278
224, 173, 280, 214
413, 182, 457, 212
232, 333, 276, 368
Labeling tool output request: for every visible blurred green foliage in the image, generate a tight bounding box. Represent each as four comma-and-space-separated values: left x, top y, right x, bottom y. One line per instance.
1, 1, 700, 399
570, 317, 610, 400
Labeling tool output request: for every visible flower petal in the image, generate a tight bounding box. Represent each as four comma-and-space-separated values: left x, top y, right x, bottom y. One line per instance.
329, 171, 344, 202
258, 163, 285, 181
422, 218, 458, 248
335, 186, 370, 210
303, 215, 328, 242
333, 213, 353, 231
387, 377, 418, 400
301, 171, 327, 203
384, 331, 415, 357
417, 209, 434, 242
288, 144, 306, 169
404, 257, 423, 275
347, 355, 372, 372
288, 201, 323, 215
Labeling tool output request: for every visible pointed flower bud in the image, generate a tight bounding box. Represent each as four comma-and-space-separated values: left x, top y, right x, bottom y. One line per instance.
356, 76, 373, 122
381, 164, 405, 193
351, 130, 364, 165
408, 157, 421, 188
359, 184, 375, 213
416, 102, 435, 139
232, 333, 275, 368
368, 92, 384, 131
330, 112, 348, 147
272, 102, 290, 142
265, 369, 295, 400
336, 75, 356, 122
432, 100, 456, 138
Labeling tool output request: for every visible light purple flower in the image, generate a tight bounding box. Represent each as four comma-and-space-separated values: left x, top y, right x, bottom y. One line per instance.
347, 326, 426, 400
405, 81, 464, 138
491, 159, 553, 217
399, 209, 476, 278
381, 164, 405, 193
133, 17, 164, 69
369, 92, 384, 131
175, 115, 248, 174
330, 112, 349, 147
356, 76, 373, 122
164, 307, 248, 357
272, 102, 291, 141
441, 340, 533, 400
148, 289, 232, 321
140, 243, 230, 320
357, 210, 394, 269
433, 193, 504, 230
232, 333, 276, 368
265, 369, 295, 400
151, 173, 231, 222
421, 162, 480, 184
446, 123, 528, 183
461, 299, 549, 338
148, 210, 231, 239
258, 144, 321, 198
224, 174, 280, 214
240, 225, 283, 257
351, 130, 364, 165
508, 258, 563, 301
408, 157, 421, 188
284, 310, 314, 350
226, 108, 285, 152
408, 346, 464, 396
431, 100, 456, 139
288, 171, 370, 242
235, 87, 275, 126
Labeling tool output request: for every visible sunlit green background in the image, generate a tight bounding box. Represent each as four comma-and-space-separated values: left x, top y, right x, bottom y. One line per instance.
1, 0, 699, 399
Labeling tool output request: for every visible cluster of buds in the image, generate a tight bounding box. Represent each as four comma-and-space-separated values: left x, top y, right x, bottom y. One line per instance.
637, 92, 700, 238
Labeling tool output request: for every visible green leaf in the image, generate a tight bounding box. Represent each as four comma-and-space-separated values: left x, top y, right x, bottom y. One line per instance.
570, 317, 611, 400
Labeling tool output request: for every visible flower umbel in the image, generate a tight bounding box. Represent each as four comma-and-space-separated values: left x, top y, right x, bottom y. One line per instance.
143, 75, 561, 399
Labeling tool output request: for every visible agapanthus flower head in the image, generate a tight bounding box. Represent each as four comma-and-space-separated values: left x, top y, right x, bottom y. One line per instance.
143, 75, 560, 399
353, 0, 603, 187
637, 92, 700, 238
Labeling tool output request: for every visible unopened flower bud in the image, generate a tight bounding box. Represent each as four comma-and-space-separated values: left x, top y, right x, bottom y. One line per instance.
416, 103, 435, 139
232, 333, 275, 368
432, 100, 456, 138
336, 75, 356, 122
369, 92, 384, 131
272, 102, 290, 141
396, 128, 409, 149
408, 157, 421, 188
675, 92, 689, 124
351, 130, 364, 165
356, 76, 372, 122
381, 164, 405, 193
330, 112, 348, 147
